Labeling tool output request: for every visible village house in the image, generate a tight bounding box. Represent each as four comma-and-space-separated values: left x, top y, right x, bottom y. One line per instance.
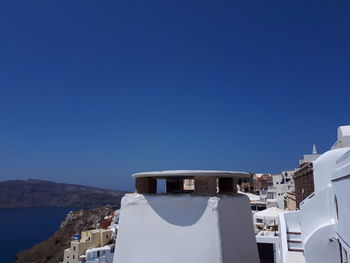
63, 229, 113, 263
240, 173, 273, 194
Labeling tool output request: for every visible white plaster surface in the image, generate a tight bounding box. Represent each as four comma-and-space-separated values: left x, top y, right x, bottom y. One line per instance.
303, 224, 340, 263
254, 207, 282, 218
297, 148, 345, 263
286, 251, 305, 263
312, 148, 349, 191
282, 145, 349, 263
278, 127, 350, 263
113, 193, 259, 263
239, 191, 260, 201
333, 148, 350, 250
332, 126, 350, 149
132, 170, 250, 178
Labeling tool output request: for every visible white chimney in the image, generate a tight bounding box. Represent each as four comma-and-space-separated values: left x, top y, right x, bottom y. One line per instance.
113, 170, 260, 263
332, 125, 350, 149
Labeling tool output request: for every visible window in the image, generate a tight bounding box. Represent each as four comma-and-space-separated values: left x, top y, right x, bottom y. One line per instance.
73, 255, 75, 259
257, 206, 265, 211
73, 246, 75, 251
341, 248, 349, 263
335, 195, 339, 222
106, 235, 109, 239
256, 218, 263, 223
345, 249, 348, 263
183, 179, 195, 191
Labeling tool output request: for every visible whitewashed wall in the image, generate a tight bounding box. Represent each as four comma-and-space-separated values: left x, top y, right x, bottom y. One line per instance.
113, 193, 259, 263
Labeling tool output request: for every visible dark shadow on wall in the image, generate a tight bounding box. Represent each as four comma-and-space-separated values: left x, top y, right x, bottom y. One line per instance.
143, 194, 209, 226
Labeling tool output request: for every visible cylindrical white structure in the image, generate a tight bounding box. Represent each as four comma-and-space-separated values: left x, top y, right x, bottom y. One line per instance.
113, 170, 260, 263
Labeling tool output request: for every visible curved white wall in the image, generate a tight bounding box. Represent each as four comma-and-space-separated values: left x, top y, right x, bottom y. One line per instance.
298, 147, 350, 263
332, 126, 350, 149
333, 148, 350, 248
113, 193, 259, 263
313, 148, 348, 191
303, 224, 340, 263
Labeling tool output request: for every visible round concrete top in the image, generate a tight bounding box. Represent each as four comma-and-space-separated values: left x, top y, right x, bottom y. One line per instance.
132, 170, 250, 178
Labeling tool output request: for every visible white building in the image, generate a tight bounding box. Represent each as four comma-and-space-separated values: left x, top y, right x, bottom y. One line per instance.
277, 125, 350, 263
111, 126, 350, 263
332, 125, 350, 149
107, 210, 119, 237
266, 171, 294, 209
79, 245, 115, 263
300, 144, 321, 165
256, 231, 281, 263
113, 170, 260, 263
63, 229, 113, 263
254, 207, 283, 232
268, 174, 289, 198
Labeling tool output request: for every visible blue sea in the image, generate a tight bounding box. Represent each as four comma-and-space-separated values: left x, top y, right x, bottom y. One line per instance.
0, 207, 74, 263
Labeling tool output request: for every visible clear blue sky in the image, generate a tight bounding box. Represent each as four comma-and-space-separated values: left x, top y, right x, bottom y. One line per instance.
0, 0, 349, 191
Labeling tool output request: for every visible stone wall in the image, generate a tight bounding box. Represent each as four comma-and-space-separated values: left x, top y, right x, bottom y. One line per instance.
293, 163, 314, 209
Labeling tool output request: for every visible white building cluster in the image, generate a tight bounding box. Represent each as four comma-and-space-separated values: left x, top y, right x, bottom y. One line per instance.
62, 211, 119, 263
104, 126, 350, 263
277, 126, 350, 263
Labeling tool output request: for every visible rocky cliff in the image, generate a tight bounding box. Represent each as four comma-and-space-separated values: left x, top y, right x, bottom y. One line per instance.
14, 205, 116, 263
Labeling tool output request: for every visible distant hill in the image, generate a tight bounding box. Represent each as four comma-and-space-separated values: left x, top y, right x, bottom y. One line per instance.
0, 179, 127, 208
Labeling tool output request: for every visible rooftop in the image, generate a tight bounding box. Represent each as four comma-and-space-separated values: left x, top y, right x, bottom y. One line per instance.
132, 170, 250, 178
133, 170, 249, 195
254, 207, 283, 218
